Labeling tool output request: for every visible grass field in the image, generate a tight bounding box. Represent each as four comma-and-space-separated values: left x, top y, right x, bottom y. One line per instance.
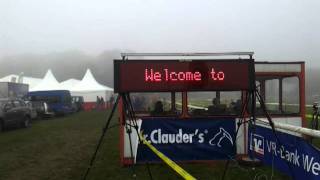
0, 111, 292, 180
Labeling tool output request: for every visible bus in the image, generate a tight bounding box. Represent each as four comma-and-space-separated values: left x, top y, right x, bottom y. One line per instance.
26, 90, 73, 116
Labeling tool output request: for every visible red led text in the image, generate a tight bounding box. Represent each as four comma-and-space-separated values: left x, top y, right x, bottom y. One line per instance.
145, 68, 225, 82
145, 69, 201, 82
211, 68, 225, 80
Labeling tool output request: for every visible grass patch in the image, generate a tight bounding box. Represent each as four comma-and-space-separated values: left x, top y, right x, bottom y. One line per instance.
0, 111, 290, 180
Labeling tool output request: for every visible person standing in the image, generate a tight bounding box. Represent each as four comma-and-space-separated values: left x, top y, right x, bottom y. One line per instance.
101, 97, 105, 110
96, 96, 100, 110
109, 95, 115, 108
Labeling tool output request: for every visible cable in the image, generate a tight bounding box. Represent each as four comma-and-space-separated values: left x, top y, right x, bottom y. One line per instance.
125, 94, 154, 179
254, 89, 295, 180
271, 147, 275, 180
223, 87, 296, 180
253, 172, 268, 180
221, 91, 250, 180
122, 94, 154, 180
126, 94, 154, 180
122, 93, 144, 178
107, 123, 120, 130
124, 114, 137, 177
82, 95, 120, 180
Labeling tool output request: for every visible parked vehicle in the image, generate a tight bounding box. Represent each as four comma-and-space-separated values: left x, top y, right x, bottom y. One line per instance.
71, 96, 84, 112
26, 90, 73, 116
0, 98, 32, 131
25, 100, 54, 118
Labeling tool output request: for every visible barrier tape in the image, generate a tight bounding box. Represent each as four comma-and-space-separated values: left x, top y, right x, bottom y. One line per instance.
139, 133, 197, 180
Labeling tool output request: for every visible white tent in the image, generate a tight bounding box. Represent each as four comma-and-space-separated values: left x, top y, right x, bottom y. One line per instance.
60, 78, 80, 90
0, 74, 42, 89
71, 69, 113, 103
30, 69, 62, 91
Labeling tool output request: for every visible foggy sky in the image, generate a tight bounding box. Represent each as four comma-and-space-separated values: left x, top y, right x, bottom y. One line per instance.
1, 0, 320, 67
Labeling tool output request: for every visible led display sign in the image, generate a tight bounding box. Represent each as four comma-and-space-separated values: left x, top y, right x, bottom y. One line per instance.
114, 59, 255, 92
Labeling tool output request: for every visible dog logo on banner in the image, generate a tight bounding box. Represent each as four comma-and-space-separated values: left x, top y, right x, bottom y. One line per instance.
209, 127, 233, 147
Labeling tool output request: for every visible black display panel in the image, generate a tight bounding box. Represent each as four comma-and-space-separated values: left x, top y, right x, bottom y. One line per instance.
114, 59, 255, 92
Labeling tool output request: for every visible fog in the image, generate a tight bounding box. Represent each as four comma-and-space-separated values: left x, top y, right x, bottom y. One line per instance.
0, 0, 320, 102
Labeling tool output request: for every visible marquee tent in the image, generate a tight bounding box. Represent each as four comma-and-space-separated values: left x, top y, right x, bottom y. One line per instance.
30, 69, 61, 91
60, 78, 80, 90
70, 69, 114, 110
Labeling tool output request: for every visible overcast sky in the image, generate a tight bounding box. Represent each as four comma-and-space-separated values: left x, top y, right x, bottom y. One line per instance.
0, 0, 319, 67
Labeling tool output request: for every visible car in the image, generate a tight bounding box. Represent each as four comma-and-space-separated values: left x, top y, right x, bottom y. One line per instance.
0, 98, 32, 131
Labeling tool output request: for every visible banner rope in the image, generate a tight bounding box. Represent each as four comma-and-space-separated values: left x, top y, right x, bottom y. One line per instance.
138, 132, 197, 180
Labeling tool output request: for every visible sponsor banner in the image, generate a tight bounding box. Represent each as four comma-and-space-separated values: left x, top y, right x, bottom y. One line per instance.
136, 118, 236, 162
249, 125, 320, 180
